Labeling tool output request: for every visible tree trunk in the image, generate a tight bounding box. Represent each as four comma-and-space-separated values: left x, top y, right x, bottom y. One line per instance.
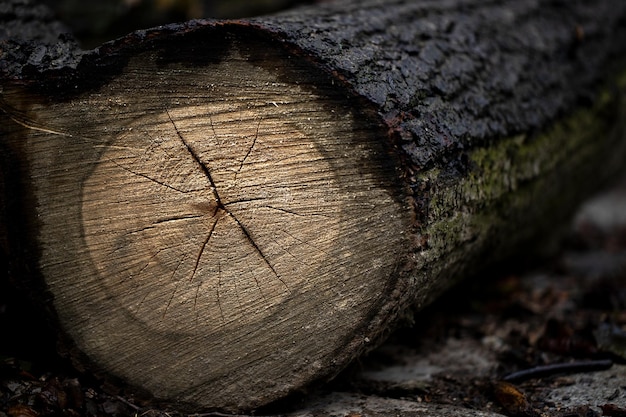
1, 0, 626, 412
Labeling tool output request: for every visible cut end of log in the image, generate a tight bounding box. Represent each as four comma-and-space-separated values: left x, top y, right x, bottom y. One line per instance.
2, 27, 411, 410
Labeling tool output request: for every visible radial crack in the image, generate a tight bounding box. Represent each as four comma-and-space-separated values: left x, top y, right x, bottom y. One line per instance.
226, 212, 290, 294
281, 229, 330, 256
122, 225, 156, 236
165, 108, 290, 304
216, 261, 225, 322
224, 197, 266, 206
226, 200, 330, 219
267, 235, 311, 266
154, 214, 203, 224
165, 109, 223, 205
193, 282, 201, 315
110, 158, 190, 194
262, 205, 331, 218
234, 118, 261, 180
162, 254, 187, 318
137, 248, 165, 276
189, 218, 219, 283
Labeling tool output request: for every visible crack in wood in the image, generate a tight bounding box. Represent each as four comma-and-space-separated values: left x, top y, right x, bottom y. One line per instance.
1, 104, 213, 204
226, 211, 290, 295
153, 214, 204, 224
193, 281, 201, 318
189, 218, 219, 283
281, 228, 330, 256
261, 205, 331, 218
223, 197, 266, 206
226, 199, 330, 220
5, 103, 307, 321
167, 109, 224, 206
122, 225, 156, 236
234, 118, 261, 181
162, 254, 187, 318
266, 234, 310, 266
165, 109, 292, 301
217, 261, 225, 322
108, 158, 192, 194
137, 248, 165, 277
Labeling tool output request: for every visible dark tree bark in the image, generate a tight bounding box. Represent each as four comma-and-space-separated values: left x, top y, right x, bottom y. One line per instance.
1, 0, 626, 412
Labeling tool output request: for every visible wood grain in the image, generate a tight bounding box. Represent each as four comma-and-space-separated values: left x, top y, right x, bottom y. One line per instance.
1, 37, 409, 409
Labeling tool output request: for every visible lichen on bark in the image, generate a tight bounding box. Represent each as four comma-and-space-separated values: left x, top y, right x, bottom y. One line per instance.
410, 70, 626, 307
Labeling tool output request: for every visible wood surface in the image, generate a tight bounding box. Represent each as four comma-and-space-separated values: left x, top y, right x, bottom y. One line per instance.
1, 0, 626, 412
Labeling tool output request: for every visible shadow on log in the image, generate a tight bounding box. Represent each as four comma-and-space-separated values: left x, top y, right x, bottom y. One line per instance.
1, 0, 626, 412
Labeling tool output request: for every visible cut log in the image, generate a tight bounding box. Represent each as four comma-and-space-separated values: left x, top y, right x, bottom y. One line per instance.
2, 0, 626, 412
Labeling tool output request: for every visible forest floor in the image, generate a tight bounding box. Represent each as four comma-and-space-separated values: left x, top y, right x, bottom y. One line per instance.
2, 175, 626, 417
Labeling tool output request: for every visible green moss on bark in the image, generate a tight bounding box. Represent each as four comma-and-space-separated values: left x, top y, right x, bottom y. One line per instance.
410, 70, 626, 306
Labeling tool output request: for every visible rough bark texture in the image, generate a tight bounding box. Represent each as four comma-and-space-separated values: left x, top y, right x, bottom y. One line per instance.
1, 0, 626, 413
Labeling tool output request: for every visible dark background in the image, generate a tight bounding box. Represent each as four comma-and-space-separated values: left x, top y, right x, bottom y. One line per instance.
41, 0, 314, 48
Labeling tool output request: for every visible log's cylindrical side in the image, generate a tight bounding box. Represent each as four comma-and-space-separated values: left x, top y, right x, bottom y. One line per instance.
2, 0, 626, 412
252, 0, 626, 305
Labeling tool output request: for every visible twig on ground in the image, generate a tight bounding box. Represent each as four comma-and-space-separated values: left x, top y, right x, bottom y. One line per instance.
502, 359, 613, 383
